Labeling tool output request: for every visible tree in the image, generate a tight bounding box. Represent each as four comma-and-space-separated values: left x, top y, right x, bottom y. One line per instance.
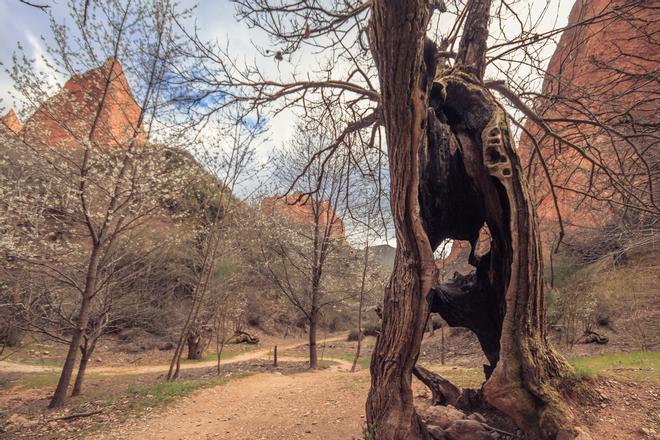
0, 0, 197, 407
350, 199, 384, 373
260, 121, 353, 369
166, 121, 259, 379
364, 3, 585, 438
168, 0, 656, 437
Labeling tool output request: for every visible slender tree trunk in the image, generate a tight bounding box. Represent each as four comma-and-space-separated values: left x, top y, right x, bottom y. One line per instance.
309, 307, 318, 369
168, 227, 220, 380
352, 241, 370, 372
215, 314, 226, 375
72, 338, 96, 397
49, 246, 100, 408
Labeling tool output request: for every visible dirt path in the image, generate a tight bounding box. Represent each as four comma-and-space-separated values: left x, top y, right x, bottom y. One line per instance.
0, 361, 58, 374
96, 366, 370, 440
0, 335, 348, 376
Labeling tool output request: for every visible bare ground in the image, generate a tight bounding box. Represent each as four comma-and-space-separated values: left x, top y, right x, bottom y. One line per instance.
95, 363, 369, 440
2, 334, 658, 439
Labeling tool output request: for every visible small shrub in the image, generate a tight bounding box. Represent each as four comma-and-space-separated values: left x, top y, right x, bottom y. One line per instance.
247, 315, 261, 327
429, 314, 443, 330
363, 322, 380, 337
348, 323, 380, 341
596, 316, 610, 327
347, 329, 363, 341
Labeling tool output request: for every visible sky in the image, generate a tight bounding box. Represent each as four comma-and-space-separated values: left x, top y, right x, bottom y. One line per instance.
0, 0, 576, 246
0, 0, 297, 146
0, 0, 576, 142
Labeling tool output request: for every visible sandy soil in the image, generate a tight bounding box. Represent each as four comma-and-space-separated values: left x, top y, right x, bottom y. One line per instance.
95, 362, 370, 440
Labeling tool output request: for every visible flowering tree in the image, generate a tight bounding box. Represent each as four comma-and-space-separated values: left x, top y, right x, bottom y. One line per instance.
0, 0, 198, 408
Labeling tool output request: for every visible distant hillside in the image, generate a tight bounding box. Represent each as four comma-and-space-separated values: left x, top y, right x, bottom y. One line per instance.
370, 244, 395, 270
260, 192, 346, 240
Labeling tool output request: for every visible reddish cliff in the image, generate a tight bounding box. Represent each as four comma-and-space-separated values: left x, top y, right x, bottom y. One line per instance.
1, 110, 23, 134
519, 0, 658, 248
22, 58, 146, 149
260, 192, 346, 240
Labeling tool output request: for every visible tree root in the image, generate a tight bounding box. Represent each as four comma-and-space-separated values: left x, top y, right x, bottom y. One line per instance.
413, 365, 484, 412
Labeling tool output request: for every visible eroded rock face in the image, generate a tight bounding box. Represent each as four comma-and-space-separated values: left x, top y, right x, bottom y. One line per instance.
260, 191, 346, 240
1, 110, 23, 134
21, 58, 146, 149
519, 0, 658, 250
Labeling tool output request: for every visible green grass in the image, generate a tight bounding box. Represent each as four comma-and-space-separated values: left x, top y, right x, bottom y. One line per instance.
15, 372, 60, 389
11, 372, 104, 390
4, 343, 68, 367
568, 351, 659, 382
332, 354, 372, 369
432, 365, 485, 388
125, 373, 251, 410
181, 349, 243, 363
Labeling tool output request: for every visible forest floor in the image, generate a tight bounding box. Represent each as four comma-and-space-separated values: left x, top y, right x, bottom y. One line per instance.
1, 335, 658, 439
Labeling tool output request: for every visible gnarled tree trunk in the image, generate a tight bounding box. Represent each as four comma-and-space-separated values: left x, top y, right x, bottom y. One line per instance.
365, 2, 438, 438
366, 1, 584, 439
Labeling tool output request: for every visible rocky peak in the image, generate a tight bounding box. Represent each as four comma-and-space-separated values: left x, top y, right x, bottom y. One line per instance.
519, 0, 657, 249
1, 110, 23, 134
260, 192, 346, 240
22, 58, 146, 149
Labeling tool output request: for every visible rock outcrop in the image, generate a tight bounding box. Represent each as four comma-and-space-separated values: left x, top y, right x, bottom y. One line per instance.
21, 58, 145, 149
519, 0, 658, 250
260, 191, 346, 240
1, 110, 23, 134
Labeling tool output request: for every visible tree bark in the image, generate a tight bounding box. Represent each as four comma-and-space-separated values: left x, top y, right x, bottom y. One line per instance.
49, 246, 99, 408
187, 327, 204, 360
412, 366, 460, 406
308, 307, 318, 369
72, 337, 96, 397
367, 1, 584, 438
365, 1, 437, 438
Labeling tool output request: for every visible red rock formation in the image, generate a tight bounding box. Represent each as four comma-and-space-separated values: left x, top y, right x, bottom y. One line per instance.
519, 0, 658, 249
22, 58, 145, 149
260, 192, 346, 240
1, 110, 23, 134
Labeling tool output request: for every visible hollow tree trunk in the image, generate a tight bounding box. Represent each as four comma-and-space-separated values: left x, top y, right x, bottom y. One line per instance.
422, 70, 580, 439
367, 1, 584, 438
49, 246, 99, 408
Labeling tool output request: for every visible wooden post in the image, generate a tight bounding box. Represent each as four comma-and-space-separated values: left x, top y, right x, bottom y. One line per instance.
273, 345, 278, 367
440, 325, 445, 365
